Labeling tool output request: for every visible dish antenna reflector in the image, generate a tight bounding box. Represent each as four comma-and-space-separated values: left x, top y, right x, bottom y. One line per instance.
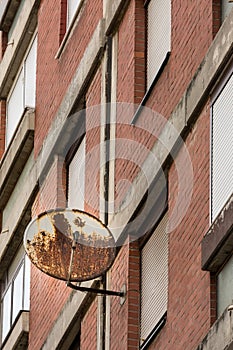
24, 209, 124, 297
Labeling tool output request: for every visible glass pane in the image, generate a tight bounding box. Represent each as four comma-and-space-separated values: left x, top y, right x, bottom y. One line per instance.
6, 68, 24, 146
217, 254, 233, 316
67, 0, 81, 27
12, 264, 24, 323
68, 136, 86, 210
1, 284, 12, 341
24, 35, 37, 108
23, 255, 31, 310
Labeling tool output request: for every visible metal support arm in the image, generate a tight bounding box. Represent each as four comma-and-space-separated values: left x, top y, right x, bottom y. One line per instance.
67, 281, 125, 297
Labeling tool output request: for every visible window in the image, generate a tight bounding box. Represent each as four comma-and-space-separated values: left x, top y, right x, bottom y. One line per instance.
211, 70, 233, 221
146, 0, 171, 88
0, 245, 30, 344
221, 0, 233, 22
67, 0, 82, 29
140, 213, 168, 348
67, 136, 86, 210
6, 34, 37, 146
217, 250, 233, 316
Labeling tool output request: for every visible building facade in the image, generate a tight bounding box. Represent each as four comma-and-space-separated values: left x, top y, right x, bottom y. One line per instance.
0, 0, 233, 349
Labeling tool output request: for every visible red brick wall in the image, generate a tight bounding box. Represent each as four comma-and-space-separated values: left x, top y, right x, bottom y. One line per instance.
109, 239, 140, 350
30, 0, 220, 348
80, 298, 98, 349
29, 156, 70, 350
148, 103, 211, 349
35, 0, 103, 157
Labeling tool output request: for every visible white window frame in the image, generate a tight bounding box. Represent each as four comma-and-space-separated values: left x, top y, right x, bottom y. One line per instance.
6, 33, 37, 146
0, 246, 30, 344
140, 213, 169, 348
67, 135, 86, 210
211, 67, 233, 222
146, 0, 171, 89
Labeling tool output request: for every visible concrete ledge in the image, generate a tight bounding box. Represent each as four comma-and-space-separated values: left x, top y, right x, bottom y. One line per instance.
41, 281, 100, 350
0, 0, 21, 32
0, 0, 40, 98
202, 194, 233, 272
196, 308, 233, 350
0, 109, 35, 210
2, 311, 29, 350
105, 0, 130, 35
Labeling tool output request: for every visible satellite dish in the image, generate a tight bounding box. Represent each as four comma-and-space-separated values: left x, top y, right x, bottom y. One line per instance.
24, 209, 116, 282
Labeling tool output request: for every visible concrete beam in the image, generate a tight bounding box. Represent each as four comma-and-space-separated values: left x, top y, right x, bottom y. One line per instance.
196, 308, 233, 350
202, 194, 233, 272
2, 311, 29, 350
0, 0, 21, 32
105, 0, 130, 35
41, 281, 99, 350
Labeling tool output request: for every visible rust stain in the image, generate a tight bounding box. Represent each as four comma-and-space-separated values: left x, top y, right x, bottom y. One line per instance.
26, 210, 116, 282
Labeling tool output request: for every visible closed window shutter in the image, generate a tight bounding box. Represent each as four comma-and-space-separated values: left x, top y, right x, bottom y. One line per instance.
212, 73, 233, 221
68, 136, 86, 210
67, 0, 81, 28
6, 68, 24, 146
140, 213, 168, 342
147, 0, 171, 88
25, 35, 37, 108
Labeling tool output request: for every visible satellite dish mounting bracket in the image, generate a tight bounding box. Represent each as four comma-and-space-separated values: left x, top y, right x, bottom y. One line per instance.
66, 281, 125, 297
67, 233, 125, 297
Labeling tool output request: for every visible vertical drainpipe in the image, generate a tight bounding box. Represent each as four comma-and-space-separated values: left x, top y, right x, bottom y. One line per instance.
99, 35, 112, 350
104, 36, 113, 226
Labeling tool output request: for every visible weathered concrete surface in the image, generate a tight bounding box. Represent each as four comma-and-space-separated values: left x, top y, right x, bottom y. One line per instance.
202, 194, 233, 272
2, 311, 29, 350
196, 308, 233, 350
0, 0, 21, 32
41, 281, 100, 350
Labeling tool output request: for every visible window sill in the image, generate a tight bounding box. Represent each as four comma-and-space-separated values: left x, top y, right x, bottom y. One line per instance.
131, 52, 170, 125
1, 311, 29, 350
202, 194, 233, 272
140, 312, 167, 350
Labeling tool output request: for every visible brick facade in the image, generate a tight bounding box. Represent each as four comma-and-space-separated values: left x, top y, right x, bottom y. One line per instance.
0, 0, 232, 349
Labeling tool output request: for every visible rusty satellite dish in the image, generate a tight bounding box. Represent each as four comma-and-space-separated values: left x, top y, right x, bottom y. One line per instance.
24, 209, 116, 282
